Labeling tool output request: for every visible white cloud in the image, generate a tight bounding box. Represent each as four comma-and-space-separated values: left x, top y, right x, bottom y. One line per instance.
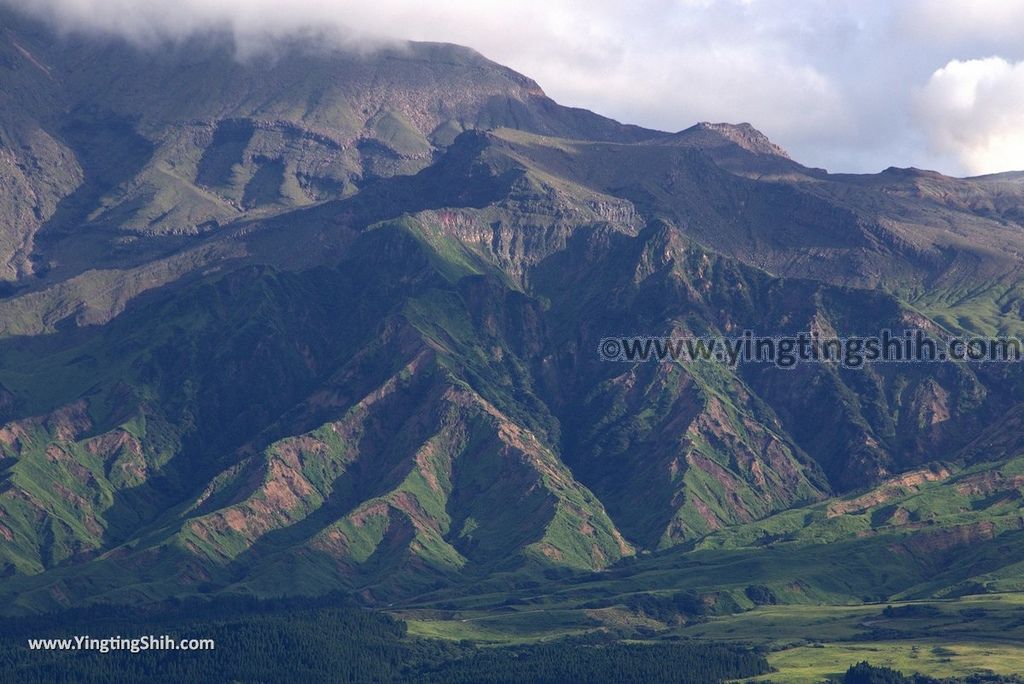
917, 57, 1024, 175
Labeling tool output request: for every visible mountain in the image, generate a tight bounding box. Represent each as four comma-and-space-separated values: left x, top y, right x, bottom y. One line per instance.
1, 5, 1024, 641
0, 5, 657, 287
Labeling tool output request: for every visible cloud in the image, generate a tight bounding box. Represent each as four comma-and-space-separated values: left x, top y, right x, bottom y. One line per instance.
898, 0, 1024, 49
917, 57, 1024, 175
5, 0, 1024, 175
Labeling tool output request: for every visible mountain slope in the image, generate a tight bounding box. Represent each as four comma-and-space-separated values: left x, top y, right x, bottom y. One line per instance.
1, 7, 1024, 615
0, 5, 659, 286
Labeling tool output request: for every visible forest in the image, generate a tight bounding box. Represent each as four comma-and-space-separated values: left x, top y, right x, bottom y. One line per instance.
0, 595, 770, 683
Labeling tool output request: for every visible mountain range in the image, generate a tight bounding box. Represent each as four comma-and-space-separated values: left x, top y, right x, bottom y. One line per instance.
1, 5, 1023, 651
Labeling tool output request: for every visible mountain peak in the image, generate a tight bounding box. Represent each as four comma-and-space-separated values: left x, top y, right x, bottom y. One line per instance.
670, 121, 791, 158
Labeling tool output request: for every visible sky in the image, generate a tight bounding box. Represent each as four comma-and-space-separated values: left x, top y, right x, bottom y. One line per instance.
9, 0, 1024, 176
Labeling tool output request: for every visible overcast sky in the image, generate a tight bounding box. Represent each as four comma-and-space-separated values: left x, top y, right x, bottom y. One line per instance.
10, 0, 1024, 176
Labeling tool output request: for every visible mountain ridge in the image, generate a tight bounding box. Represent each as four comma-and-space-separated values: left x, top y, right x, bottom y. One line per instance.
666, 121, 793, 158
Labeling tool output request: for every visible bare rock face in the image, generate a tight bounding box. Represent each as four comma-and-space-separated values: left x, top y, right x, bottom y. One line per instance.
0, 121, 82, 281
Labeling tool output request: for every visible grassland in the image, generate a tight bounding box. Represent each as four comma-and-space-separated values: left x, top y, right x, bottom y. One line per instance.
401, 594, 1024, 680
753, 640, 1024, 683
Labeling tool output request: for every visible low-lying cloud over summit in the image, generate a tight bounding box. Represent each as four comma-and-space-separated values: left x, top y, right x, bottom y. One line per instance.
7, 0, 1024, 176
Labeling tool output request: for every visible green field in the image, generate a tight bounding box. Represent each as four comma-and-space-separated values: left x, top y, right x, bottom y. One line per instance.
755, 641, 1024, 683
400, 593, 1024, 680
